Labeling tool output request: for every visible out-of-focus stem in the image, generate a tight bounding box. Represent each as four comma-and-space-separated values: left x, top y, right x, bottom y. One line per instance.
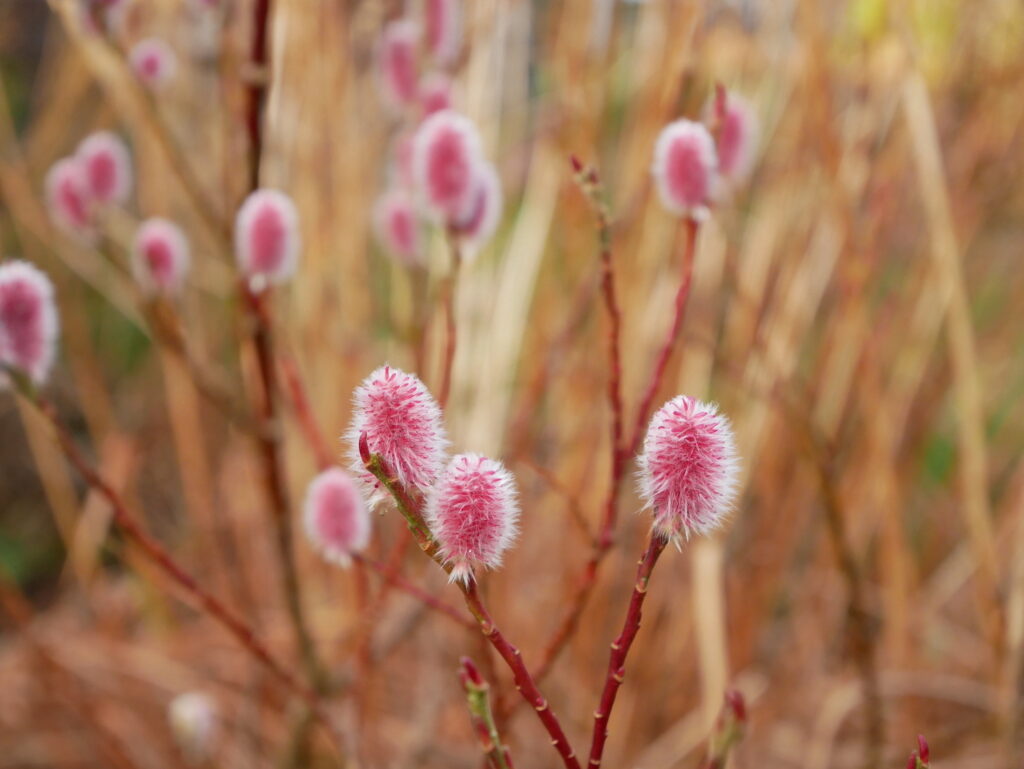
629, 217, 699, 453
244, 288, 327, 693
361, 445, 580, 769
438, 233, 462, 409
353, 553, 474, 629
280, 353, 334, 470
16, 391, 343, 754
588, 533, 667, 768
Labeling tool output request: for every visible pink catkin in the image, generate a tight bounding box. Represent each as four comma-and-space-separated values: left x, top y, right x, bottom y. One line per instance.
411, 109, 484, 225
424, 0, 460, 65
711, 91, 758, 186
419, 72, 454, 116
347, 365, 448, 495
234, 189, 301, 286
44, 158, 94, 240
130, 38, 177, 89
379, 20, 420, 110
637, 395, 739, 541
651, 119, 718, 219
132, 218, 191, 297
373, 189, 423, 267
425, 453, 519, 584
0, 261, 59, 388
452, 161, 502, 256
76, 131, 133, 206
303, 468, 371, 567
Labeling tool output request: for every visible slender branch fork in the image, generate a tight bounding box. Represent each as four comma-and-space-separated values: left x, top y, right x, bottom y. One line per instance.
13, 389, 343, 754
360, 440, 581, 769
588, 533, 667, 767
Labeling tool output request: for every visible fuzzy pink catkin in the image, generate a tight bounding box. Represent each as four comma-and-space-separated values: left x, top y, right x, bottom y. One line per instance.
132, 218, 191, 297
423, 0, 460, 65
712, 91, 758, 186
379, 20, 420, 110
651, 119, 719, 219
45, 157, 94, 239
234, 189, 301, 286
0, 261, 59, 388
373, 189, 423, 267
452, 161, 502, 255
303, 468, 371, 567
130, 38, 177, 89
425, 453, 519, 584
168, 692, 218, 765
76, 131, 133, 206
412, 109, 484, 225
637, 395, 739, 541
347, 365, 448, 494
419, 72, 454, 116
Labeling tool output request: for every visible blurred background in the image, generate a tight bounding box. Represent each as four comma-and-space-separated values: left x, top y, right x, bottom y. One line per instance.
1, 0, 1023, 767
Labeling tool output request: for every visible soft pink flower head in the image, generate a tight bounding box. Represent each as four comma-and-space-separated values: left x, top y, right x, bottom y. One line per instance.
234, 189, 301, 286
419, 72, 454, 116
130, 38, 177, 90
45, 157, 95, 240
76, 131, 133, 206
412, 109, 484, 225
637, 395, 739, 542
452, 161, 502, 257
651, 119, 718, 220
423, 0, 460, 65
379, 20, 420, 110
709, 90, 758, 187
132, 218, 191, 297
373, 189, 423, 267
347, 365, 448, 494
303, 468, 371, 567
425, 453, 519, 584
0, 261, 59, 389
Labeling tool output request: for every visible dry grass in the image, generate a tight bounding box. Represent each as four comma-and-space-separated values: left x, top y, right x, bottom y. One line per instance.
2, 1, 1024, 768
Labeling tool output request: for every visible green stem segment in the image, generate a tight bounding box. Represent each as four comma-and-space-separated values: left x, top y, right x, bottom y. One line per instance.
459, 657, 515, 769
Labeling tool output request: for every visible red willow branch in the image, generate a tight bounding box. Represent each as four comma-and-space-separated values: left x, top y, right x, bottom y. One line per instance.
279, 353, 334, 470
352, 554, 475, 630
629, 217, 699, 453
243, 288, 326, 692
360, 439, 581, 769
588, 533, 668, 768
245, 0, 272, 191
19, 394, 343, 754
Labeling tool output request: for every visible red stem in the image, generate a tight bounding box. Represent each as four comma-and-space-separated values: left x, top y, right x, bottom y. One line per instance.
629, 217, 699, 454
588, 534, 667, 768
280, 353, 334, 471
34, 400, 343, 753
352, 553, 475, 630
245, 0, 272, 190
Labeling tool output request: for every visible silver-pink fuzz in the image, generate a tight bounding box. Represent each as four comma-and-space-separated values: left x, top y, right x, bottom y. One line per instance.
426, 453, 520, 584
452, 161, 502, 259
710, 91, 759, 187
45, 157, 94, 240
76, 131, 133, 206
132, 218, 191, 297
347, 365, 448, 494
0, 261, 59, 388
638, 395, 739, 541
411, 109, 484, 225
234, 189, 301, 286
651, 119, 719, 219
373, 189, 423, 267
130, 38, 178, 90
303, 468, 371, 567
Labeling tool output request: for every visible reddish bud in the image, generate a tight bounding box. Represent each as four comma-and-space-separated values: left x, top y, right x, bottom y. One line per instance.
570, 155, 584, 174
725, 689, 746, 722
76, 132, 132, 206
917, 735, 929, 764
234, 189, 301, 286
651, 119, 718, 220
303, 468, 371, 567
373, 188, 423, 267
347, 365, 448, 495
0, 261, 59, 388
426, 453, 519, 584
411, 109, 485, 225
132, 218, 191, 297
459, 656, 486, 689
130, 38, 177, 90
379, 20, 420, 110
45, 157, 95, 240
638, 395, 739, 542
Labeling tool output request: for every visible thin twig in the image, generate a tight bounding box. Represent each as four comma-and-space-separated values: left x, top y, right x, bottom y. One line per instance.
438, 233, 462, 409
